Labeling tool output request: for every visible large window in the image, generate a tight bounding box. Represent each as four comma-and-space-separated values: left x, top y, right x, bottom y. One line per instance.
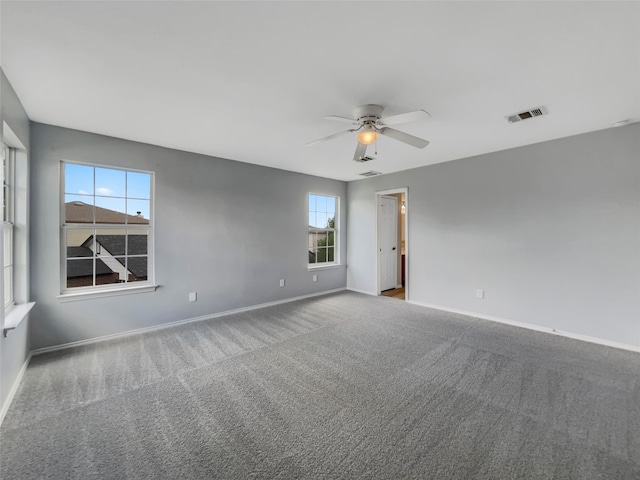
62, 162, 153, 293
3, 143, 14, 310
308, 193, 338, 266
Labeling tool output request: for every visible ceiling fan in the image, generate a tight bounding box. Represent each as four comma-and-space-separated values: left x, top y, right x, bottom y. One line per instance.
306, 104, 431, 162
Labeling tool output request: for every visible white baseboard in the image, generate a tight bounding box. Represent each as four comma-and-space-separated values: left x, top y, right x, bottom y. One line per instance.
408, 300, 640, 353
32, 288, 347, 356
0, 351, 32, 426
346, 287, 376, 296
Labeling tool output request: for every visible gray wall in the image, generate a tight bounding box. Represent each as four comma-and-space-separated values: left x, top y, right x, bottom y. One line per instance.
347, 125, 640, 347
1, 69, 31, 411
30, 123, 347, 349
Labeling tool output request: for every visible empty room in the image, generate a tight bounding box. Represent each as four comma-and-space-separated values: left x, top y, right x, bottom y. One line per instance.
1, 1, 639, 479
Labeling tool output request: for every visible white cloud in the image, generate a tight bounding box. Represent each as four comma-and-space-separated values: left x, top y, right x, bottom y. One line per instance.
95, 187, 114, 196
78, 189, 89, 195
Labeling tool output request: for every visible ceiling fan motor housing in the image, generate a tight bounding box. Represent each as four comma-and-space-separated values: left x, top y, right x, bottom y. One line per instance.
353, 104, 384, 125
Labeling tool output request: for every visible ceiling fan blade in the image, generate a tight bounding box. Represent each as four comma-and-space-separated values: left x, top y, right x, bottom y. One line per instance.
380, 127, 429, 149
353, 142, 367, 161
306, 129, 356, 147
324, 115, 359, 125
380, 109, 431, 126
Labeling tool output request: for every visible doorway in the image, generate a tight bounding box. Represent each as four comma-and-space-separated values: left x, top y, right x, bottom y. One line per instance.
376, 188, 408, 301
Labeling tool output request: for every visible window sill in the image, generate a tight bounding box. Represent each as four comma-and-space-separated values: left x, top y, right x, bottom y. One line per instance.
308, 263, 342, 271
3, 302, 35, 337
57, 284, 158, 303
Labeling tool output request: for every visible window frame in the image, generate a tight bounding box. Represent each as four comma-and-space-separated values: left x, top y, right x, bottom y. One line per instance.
3, 143, 15, 312
60, 160, 156, 299
308, 193, 339, 269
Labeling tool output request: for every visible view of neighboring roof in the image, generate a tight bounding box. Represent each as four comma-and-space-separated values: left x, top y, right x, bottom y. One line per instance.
66, 247, 113, 278
94, 234, 148, 279
65, 201, 149, 224
94, 235, 147, 256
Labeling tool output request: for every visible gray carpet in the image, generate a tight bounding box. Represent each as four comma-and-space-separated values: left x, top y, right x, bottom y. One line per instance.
1, 291, 639, 479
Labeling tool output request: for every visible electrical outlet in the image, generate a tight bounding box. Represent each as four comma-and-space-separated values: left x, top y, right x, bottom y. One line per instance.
312, 274, 318, 282
279, 279, 285, 287
476, 289, 484, 299
189, 292, 197, 302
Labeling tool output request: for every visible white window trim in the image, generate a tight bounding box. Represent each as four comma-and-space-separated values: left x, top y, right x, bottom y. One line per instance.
308, 193, 340, 268
59, 160, 156, 299
57, 284, 158, 302
3, 301, 35, 337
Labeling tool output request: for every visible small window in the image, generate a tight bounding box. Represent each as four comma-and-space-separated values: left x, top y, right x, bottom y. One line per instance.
2, 143, 14, 309
308, 193, 338, 266
62, 162, 153, 293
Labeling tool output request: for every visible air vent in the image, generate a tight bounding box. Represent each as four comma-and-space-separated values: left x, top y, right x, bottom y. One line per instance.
359, 170, 382, 177
506, 106, 548, 123
355, 156, 375, 163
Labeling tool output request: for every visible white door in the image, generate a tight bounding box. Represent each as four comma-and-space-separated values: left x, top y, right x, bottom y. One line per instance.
378, 195, 398, 292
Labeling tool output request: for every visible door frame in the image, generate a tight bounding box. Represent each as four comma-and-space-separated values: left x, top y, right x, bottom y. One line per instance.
375, 187, 409, 298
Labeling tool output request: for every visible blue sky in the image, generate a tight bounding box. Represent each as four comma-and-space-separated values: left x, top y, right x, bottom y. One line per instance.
65, 163, 151, 219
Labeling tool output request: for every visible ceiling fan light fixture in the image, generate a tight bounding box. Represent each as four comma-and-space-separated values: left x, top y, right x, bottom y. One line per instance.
357, 128, 378, 145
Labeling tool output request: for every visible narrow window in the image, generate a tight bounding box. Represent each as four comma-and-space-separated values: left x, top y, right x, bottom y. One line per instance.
2, 143, 15, 309
308, 193, 338, 266
62, 162, 153, 292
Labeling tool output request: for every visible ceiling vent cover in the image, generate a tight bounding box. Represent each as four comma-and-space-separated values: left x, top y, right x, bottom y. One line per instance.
506, 106, 548, 123
359, 170, 382, 177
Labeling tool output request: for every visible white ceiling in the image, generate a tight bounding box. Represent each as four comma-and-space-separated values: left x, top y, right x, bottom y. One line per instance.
1, 1, 639, 181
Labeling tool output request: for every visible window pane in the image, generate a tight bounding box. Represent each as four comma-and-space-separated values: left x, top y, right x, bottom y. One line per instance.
66, 228, 94, 253
127, 171, 151, 200
326, 197, 336, 215
127, 233, 148, 256
308, 231, 317, 252
126, 199, 150, 222
320, 213, 330, 228
65, 164, 94, 195
66, 258, 95, 288
309, 194, 316, 212
127, 256, 148, 282
95, 229, 127, 257
96, 256, 121, 285
95, 197, 126, 223
327, 246, 334, 262
95, 167, 125, 197
326, 230, 335, 247
112, 257, 129, 283
316, 247, 327, 263
316, 195, 326, 212
65, 195, 94, 223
